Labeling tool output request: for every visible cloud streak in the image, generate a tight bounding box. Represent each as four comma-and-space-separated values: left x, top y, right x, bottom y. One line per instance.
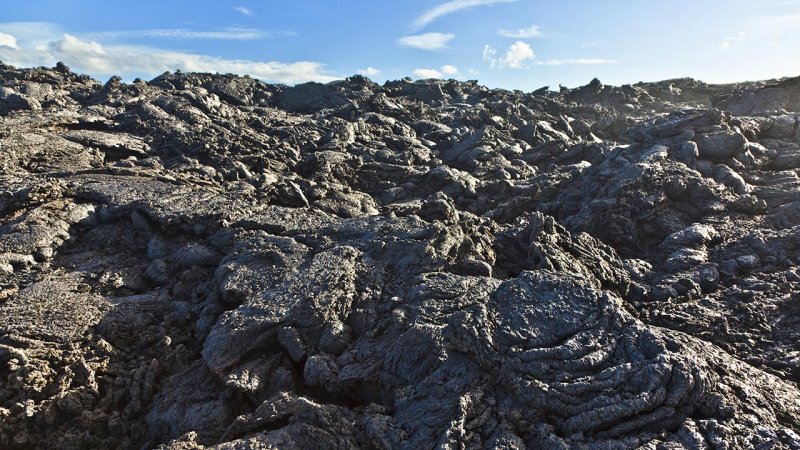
0, 29, 337, 85
483, 41, 616, 69
580, 40, 605, 48
413, 0, 517, 29
498, 25, 542, 38
398, 32, 454, 51
534, 58, 618, 66
84, 27, 294, 42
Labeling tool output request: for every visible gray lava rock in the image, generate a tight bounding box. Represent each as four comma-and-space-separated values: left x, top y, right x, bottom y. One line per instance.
695, 130, 747, 161
0, 62, 799, 450
0, 86, 41, 113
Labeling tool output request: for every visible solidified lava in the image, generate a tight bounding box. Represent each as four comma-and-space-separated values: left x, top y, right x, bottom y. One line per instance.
1, 63, 800, 449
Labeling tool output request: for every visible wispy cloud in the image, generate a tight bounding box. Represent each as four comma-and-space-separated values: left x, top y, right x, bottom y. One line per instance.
0, 32, 18, 50
498, 25, 542, 38
483, 40, 615, 69
358, 67, 382, 77
719, 31, 746, 49
234, 6, 254, 16
0, 22, 62, 42
580, 40, 605, 48
483, 41, 535, 69
534, 58, 618, 66
413, 0, 517, 29
751, 11, 800, 33
398, 32, 454, 51
84, 27, 293, 42
0, 27, 336, 85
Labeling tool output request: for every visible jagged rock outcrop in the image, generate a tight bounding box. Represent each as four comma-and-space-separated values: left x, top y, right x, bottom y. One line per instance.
1, 62, 800, 449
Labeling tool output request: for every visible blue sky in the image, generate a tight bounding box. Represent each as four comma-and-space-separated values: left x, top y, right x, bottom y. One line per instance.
0, 0, 799, 90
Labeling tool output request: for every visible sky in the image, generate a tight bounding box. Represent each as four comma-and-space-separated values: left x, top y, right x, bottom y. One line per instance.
0, 0, 798, 91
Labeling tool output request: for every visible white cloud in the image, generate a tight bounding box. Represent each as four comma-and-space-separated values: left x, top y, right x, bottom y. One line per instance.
719, 31, 746, 49
413, 65, 461, 79
501, 41, 535, 68
498, 25, 542, 38
413, 68, 443, 79
535, 58, 618, 66
0, 31, 337, 85
482, 43, 612, 70
482, 45, 498, 65
358, 67, 382, 77
235, 6, 254, 16
413, 0, 517, 29
46, 34, 110, 72
440, 64, 459, 75
398, 32, 454, 51
467, 68, 480, 76
85, 27, 292, 41
0, 32, 18, 49
483, 41, 535, 69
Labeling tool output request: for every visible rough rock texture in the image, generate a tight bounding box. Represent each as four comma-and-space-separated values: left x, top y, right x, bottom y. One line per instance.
1, 62, 800, 449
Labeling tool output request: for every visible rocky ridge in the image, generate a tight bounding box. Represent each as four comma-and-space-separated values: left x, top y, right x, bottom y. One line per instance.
1, 62, 800, 449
